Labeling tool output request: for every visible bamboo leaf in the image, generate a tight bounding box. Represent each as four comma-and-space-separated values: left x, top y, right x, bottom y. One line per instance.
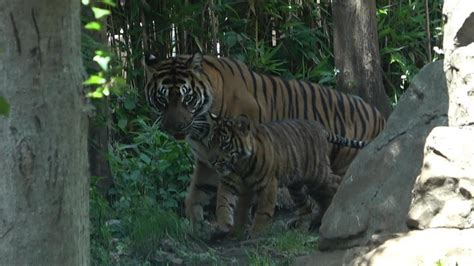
93, 54, 111, 71
84, 75, 106, 85
92, 7, 111, 19
85, 21, 102, 31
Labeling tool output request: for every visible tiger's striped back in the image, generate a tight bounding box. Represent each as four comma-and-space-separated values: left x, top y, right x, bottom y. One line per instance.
203, 56, 385, 175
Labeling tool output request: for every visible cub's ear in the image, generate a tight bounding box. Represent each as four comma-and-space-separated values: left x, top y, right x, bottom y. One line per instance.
143, 52, 160, 67
234, 115, 251, 135
186, 52, 203, 71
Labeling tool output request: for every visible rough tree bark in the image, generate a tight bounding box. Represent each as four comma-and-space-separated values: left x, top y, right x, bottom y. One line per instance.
331, 0, 392, 119
0, 0, 89, 265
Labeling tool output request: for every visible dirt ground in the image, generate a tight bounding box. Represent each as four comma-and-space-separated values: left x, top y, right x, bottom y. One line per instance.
142, 211, 319, 265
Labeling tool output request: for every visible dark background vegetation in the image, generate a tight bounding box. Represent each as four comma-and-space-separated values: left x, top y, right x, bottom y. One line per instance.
82, 0, 443, 264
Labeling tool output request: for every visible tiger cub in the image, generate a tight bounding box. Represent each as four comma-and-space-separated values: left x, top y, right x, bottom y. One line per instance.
207, 116, 368, 237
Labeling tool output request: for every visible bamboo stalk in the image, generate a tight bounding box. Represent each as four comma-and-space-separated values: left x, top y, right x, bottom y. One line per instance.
424, 0, 432, 62
140, 0, 149, 52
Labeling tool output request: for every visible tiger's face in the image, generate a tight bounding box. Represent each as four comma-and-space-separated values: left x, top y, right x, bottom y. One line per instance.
208, 116, 254, 176
144, 53, 213, 140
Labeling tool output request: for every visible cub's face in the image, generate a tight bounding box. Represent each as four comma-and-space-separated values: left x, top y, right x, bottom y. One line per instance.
143, 53, 213, 140
208, 116, 253, 176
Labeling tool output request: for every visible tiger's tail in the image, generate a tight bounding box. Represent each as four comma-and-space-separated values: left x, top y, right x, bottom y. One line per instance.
326, 132, 368, 149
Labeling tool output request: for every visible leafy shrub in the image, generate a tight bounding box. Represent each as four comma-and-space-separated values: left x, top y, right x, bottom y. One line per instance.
108, 107, 193, 214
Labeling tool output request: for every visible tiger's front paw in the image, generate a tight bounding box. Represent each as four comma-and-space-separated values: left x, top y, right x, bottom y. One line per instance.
188, 219, 215, 240
246, 224, 269, 239
185, 198, 204, 228
209, 223, 233, 241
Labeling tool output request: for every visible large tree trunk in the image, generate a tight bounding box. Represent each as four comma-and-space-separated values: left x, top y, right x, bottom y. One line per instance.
331, 0, 392, 119
0, 0, 89, 265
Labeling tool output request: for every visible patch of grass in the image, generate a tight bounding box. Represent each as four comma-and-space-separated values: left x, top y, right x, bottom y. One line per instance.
272, 230, 317, 255
129, 208, 188, 257
179, 250, 219, 265
247, 247, 277, 266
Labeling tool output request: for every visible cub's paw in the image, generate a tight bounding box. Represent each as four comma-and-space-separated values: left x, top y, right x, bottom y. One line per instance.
189, 220, 214, 240
209, 224, 233, 241
185, 203, 204, 225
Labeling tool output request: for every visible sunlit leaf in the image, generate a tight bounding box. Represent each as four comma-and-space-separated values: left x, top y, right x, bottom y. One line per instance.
92, 7, 111, 19
93, 54, 111, 71
0, 96, 10, 117
85, 21, 102, 31
102, 87, 110, 96
95, 50, 107, 56
81, 0, 90, 5
87, 89, 104, 98
84, 75, 106, 85
100, 0, 117, 6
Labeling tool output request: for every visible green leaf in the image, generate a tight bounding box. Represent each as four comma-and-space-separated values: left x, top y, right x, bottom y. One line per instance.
84, 75, 106, 85
93, 54, 111, 71
85, 21, 102, 31
100, 0, 116, 6
81, 0, 90, 5
139, 153, 151, 164
124, 97, 136, 110
92, 7, 111, 19
109, 76, 127, 95
118, 118, 128, 130
87, 89, 105, 98
0, 96, 10, 117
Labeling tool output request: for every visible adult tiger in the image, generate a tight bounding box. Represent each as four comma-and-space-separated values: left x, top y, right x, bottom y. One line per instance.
207, 116, 366, 237
143, 52, 386, 229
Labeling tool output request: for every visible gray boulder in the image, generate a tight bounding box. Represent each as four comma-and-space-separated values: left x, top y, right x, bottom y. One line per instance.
318, 61, 449, 250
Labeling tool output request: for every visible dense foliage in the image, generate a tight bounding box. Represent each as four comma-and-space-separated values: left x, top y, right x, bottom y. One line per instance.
82, 0, 443, 264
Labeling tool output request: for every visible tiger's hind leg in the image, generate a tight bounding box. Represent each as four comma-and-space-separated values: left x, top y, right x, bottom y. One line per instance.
285, 181, 316, 230
250, 176, 278, 237
307, 172, 342, 231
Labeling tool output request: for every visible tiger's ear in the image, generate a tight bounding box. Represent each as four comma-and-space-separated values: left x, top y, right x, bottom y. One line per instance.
143, 52, 160, 79
187, 52, 203, 71
143, 52, 160, 67
234, 115, 251, 135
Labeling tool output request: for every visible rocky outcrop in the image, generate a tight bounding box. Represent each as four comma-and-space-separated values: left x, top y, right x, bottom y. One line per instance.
443, 2, 474, 127
318, 61, 448, 250
295, 229, 474, 266
407, 127, 474, 229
